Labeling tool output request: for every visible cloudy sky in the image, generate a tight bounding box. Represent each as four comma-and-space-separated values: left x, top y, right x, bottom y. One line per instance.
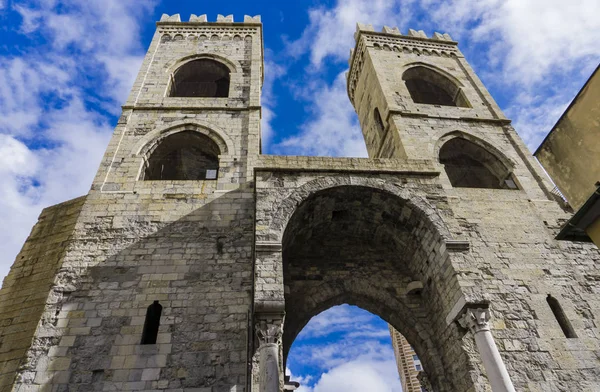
0, 0, 598, 390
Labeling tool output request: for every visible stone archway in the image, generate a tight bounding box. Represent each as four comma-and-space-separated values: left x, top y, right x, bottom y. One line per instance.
252, 177, 487, 392
280, 185, 467, 392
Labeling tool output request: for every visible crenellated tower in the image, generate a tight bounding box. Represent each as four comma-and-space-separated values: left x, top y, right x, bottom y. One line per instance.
348, 24, 506, 158
0, 14, 264, 392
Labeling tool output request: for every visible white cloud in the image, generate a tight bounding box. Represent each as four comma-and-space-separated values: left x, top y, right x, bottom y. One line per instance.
312, 360, 400, 392
274, 72, 367, 157
0, 0, 155, 280
424, 0, 600, 85
296, 304, 381, 339
261, 56, 287, 149
289, 359, 401, 392
286, 0, 411, 68
287, 305, 401, 391
0, 56, 112, 279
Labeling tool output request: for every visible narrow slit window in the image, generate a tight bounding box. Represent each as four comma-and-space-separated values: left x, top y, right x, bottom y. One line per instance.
546, 295, 577, 338
141, 300, 163, 344
374, 108, 385, 136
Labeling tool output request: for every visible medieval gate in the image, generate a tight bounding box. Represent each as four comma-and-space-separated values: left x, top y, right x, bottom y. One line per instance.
0, 13, 597, 392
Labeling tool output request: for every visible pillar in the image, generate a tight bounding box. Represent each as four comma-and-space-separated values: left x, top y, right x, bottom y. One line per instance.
255, 311, 284, 392
458, 307, 516, 392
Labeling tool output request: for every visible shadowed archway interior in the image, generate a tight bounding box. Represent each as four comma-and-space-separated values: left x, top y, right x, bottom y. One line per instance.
280, 185, 473, 392
143, 131, 220, 180
403, 66, 470, 107
170, 59, 230, 97
439, 137, 517, 189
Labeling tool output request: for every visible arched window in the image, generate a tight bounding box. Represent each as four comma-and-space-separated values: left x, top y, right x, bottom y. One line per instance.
143, 131, 220, 180
403, 66, 469, 107
374, 108, 385, 136
170, 59, 230, 97
439, 137, 517, 189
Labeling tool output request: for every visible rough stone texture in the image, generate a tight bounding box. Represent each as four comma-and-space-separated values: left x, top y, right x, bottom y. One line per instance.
0, 196, 86, 390
0, 16, 598, 392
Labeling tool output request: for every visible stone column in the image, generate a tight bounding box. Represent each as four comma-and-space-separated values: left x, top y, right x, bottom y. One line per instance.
256, 315, 284, 392
459, 308, 516, 392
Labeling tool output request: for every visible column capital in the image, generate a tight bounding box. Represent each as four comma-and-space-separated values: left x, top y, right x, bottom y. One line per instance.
458, 307, 491, 333
256, 317, 284, 346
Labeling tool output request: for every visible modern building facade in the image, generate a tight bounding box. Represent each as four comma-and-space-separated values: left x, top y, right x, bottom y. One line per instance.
0, 13, 598, 392
389, 326, 423, 392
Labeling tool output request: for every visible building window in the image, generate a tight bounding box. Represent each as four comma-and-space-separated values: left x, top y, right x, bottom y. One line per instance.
547, 295, 577, 338
141, 301, 163, 345
170, 59, 230, 97
142, 131, 220, 181
374, 108, 385, 136
439, 137, 517, 189
403, 66, 470, 107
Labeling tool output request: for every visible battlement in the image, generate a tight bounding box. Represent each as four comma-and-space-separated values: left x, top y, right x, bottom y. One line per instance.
346, 23, 460, 104
354, 23, 454, 43
158, 14, 261, 24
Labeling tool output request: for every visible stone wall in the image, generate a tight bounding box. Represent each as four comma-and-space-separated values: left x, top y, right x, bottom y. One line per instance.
0, 196, 86, 392
252, 158, 600, 391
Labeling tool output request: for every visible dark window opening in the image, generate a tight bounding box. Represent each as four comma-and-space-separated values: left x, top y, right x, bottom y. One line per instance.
439, 138, 516, 189
141, 300, 163, 345
143, 131, 220, 181
547, 295, 577, 338
403, 66, 470, 107
374, 108, 385, 136
170, 59, 230, 97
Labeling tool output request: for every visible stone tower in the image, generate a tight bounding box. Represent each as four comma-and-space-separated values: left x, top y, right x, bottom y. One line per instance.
0, 14, 599, 392
0, 13, 263, 392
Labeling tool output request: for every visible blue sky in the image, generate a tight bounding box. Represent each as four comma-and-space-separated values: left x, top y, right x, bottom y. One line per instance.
0, 0, 599, 390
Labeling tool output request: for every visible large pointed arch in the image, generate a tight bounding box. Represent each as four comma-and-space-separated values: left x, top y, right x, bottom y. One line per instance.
265, 176, 453, 243
133, 121, 233, 181
253, 177, 478, 392
163, 54, 240, 98
402, 63, 470, 107
436, 131, 518, 189
134, 121, 233, 158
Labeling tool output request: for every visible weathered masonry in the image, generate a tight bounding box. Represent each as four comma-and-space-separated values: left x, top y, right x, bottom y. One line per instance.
0, 13, 598, 392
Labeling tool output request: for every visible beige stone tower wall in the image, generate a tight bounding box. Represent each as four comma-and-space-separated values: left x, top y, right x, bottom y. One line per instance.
0, 197, 86, 390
